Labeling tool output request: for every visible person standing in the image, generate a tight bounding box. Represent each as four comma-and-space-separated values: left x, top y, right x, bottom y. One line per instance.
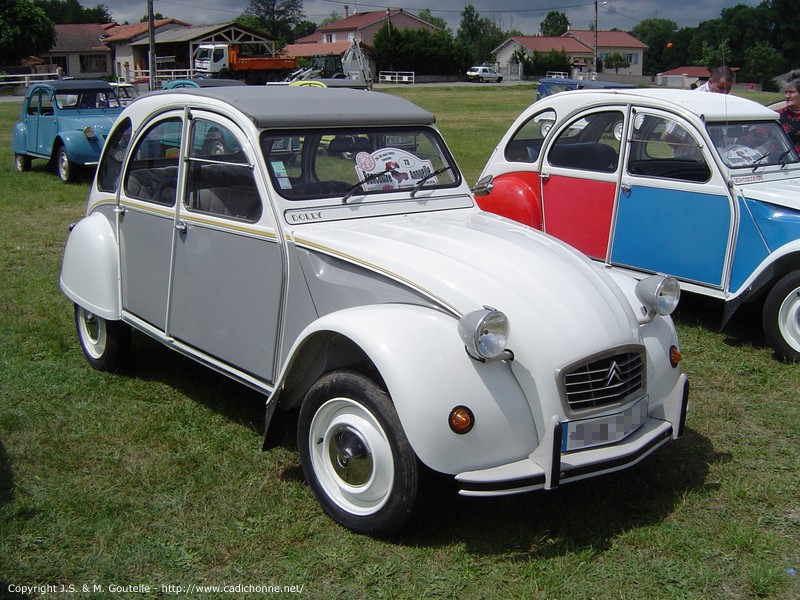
778, 77, 800, 154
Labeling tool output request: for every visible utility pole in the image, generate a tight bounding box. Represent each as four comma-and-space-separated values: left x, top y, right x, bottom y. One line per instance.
147, 0, 156, 91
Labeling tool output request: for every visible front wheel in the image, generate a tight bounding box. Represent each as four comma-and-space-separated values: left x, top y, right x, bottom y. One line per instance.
56, 146, 78, 183
14, 153, 31, 172
297, 370, 419, 536
762, 271, 800, 362
74, 305, 131, 371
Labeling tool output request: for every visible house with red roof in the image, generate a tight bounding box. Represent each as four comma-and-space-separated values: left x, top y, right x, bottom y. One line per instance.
494, 29, 647, 78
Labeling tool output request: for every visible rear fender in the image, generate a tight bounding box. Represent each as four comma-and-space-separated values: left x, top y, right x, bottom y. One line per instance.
475, 172, 542, 229
60, 212, 120, 320
277, 304, 537, 475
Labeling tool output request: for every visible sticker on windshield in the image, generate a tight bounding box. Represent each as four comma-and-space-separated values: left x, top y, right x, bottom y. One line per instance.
355, 148, 436, 191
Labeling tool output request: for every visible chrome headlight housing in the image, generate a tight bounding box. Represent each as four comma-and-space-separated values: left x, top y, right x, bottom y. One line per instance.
635, 275, 680, 322
457, 306, 510, 361
83, 126, 96, 139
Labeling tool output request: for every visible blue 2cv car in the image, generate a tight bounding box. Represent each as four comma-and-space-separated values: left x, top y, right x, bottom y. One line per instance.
12, 79, 123, 182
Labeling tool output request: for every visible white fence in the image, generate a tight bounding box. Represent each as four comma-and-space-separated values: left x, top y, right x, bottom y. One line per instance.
378, 71, 415, 84
0, 72, 60, 87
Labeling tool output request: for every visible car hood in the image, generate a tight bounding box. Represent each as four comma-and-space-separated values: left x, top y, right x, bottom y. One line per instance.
739, 176, 800, 211
58, 113, 120, 132
293, 210, 643, 368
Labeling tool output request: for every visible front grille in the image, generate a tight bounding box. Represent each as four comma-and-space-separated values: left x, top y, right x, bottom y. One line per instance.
562, 349, 644, 412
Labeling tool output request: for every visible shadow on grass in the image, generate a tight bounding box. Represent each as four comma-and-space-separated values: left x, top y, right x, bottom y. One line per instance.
400, 427, 723, 554
672, 291, 770, 354
0, 442, 31, 598
119, 332, 268, 434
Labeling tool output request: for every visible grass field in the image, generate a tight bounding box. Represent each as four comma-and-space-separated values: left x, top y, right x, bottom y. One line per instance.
1, 86, 799, 599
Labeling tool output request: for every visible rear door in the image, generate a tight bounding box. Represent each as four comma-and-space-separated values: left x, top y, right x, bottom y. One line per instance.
540, 108, 626, 260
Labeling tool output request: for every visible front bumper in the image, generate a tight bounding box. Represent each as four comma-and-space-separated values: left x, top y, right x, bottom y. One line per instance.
455, 373, 689, 497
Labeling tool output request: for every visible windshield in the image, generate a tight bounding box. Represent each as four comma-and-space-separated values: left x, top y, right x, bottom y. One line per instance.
261, 127, 460, 201
55, 90, 119, 109
706, 121, 799, 168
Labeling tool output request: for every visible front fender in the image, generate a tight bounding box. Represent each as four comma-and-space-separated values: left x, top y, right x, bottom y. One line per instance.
60, 212, 120, 320
280, 304, 538, 475
56, 132, 105, 165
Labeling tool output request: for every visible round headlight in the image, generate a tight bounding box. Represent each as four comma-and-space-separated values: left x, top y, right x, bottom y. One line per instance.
457, 307, 510, 361
636, 275, 680, 317
83, 126, 96, 139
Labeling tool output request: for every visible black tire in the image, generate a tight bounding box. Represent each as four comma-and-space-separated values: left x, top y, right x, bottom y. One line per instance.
74, 304, 131, 371
297, 370, 419, 536
14, 153, 31, 172
497, 76, 503, 83
762, 271, 800, 362
56, 145, 77, 183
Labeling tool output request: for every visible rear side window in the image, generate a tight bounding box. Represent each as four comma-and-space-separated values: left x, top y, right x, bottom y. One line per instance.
504, 109, 555, 163
97, 118, 132, 193
547, 111, 622, 173
124, 118, 182, 206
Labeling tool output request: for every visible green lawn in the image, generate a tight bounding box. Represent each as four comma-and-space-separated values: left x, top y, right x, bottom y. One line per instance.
1, 88, 799, 599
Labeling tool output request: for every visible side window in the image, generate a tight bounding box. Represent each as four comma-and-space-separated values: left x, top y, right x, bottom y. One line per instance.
185, 119, 262, 222
627, 114, 711, 182
504, 109, 555, 163
27, 92, 40, 116
547, 111, 622, 173
41, 93, 54, 116
124, 118, 181, 206
97, 118, 132, 193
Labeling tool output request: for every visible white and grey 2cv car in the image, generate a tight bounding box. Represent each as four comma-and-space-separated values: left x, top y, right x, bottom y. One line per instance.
60, 86, 689, 536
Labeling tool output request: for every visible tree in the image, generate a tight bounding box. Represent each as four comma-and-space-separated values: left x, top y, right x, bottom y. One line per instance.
35, 0, 111, 24
417, 9, 449, 33
631, 18, 679, 75
1, 0, 55, 66
604, 51, 630, 73
742, 42, 784, 91
242, 0, 304, 44
540, 11, 569, 37
318, 11, 340, 27
455, 5, 506, 64
141, 13, 164, 22
695, 39, 732, 70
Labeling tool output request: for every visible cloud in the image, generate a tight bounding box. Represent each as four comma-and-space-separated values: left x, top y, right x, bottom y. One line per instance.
102, 0, 761, 35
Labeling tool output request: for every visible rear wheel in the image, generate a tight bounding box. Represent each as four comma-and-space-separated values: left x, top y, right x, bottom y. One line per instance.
762, 271, 800, 362
14, 153, 31, 172
298, 370, 419, 536
74, 305, 131, 371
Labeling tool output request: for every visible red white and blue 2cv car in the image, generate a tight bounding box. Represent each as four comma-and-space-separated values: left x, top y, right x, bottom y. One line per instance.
476, 89, 800, 362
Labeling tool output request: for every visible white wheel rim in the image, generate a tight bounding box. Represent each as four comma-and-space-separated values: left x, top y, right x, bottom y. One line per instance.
58, 151, 69, 180
15, 155, 23, 170
778, 286, 800, 353
308, 398, 394, 516
78, 308, 107, 359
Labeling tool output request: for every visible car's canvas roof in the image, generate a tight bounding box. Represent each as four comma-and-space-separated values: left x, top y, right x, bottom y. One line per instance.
160, 86, 436, 128
31, 79, 114, 92
538, 88, 778, 122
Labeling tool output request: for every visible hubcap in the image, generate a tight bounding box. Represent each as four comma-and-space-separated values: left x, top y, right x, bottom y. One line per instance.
78, 308, 106, 358
778, 288, 800, 353
309, 398, 394, 515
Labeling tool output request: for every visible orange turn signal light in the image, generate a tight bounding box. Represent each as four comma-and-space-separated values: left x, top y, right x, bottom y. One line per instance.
669, 345, 682, 368
448, 406, 474, 434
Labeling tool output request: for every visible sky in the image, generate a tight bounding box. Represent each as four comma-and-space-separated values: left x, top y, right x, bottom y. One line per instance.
101, 0, 762, 35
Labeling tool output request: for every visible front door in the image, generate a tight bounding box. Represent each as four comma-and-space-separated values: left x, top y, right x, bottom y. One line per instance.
167, 113, 284, 382
610, 110, 733, 288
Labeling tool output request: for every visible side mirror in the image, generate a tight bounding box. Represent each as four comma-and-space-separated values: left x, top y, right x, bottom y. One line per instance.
471, 174, 494, 197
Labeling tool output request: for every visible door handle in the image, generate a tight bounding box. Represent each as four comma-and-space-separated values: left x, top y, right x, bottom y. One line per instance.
541, 172, 550, 181
620, 183, 631, 195
175, 221, 187, 232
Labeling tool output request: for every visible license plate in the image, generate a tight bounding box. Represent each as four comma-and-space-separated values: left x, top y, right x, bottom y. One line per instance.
562, 396, 649, 452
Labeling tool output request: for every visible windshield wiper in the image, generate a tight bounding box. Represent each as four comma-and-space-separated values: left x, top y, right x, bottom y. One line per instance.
341, 168, 392, 204
751, 153, 770, 172
776, 148, 793, 169
409, 166, 454, 198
